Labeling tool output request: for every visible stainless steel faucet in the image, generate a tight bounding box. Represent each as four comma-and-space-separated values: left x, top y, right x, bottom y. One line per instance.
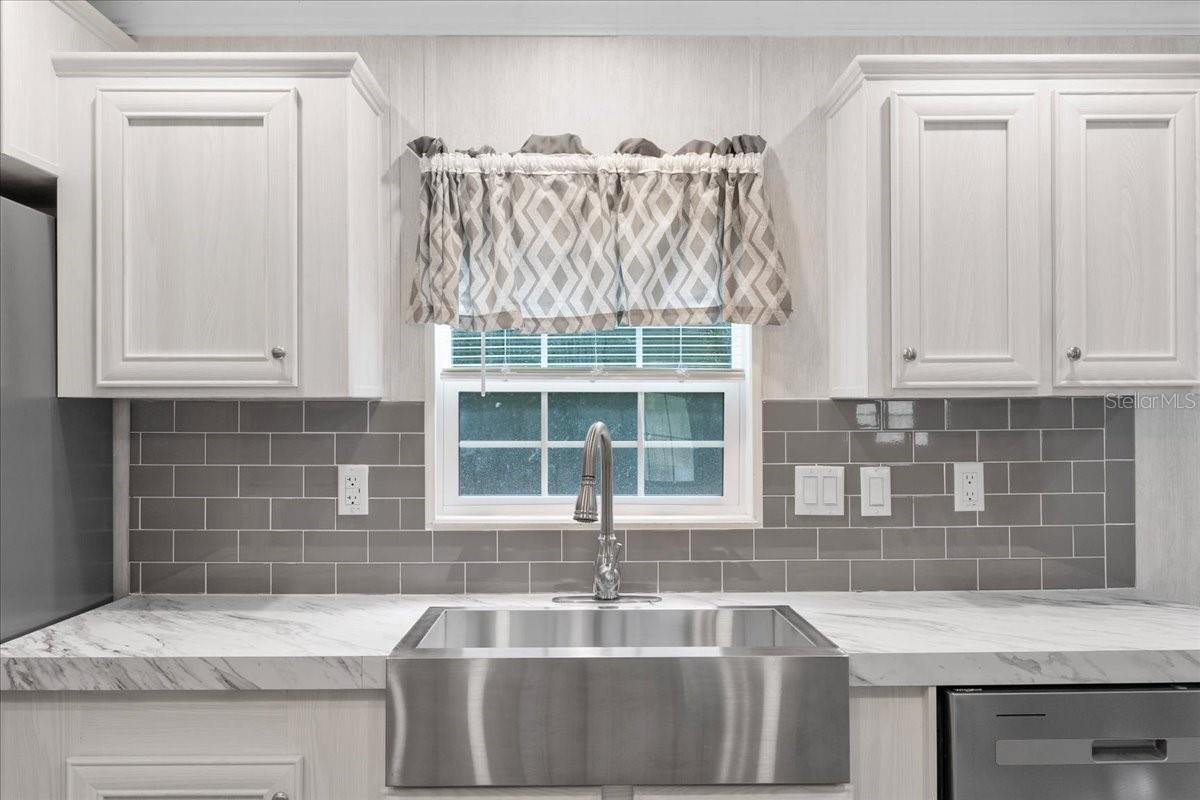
573, 421, 622, 600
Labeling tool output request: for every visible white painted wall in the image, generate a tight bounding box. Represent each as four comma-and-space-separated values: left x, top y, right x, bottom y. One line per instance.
138, 33, 1197, 401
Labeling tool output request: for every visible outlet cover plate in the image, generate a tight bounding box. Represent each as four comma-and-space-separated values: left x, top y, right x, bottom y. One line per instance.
794, 466, 845, 516
953, 462, 985, 512
338, 464, 369, 516
859, 466, 892, 517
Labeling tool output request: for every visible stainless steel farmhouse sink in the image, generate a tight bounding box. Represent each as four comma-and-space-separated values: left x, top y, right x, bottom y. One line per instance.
386, 606, 849, 787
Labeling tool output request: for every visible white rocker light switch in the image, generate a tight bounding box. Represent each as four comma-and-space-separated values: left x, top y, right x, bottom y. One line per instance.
794, 466, 844, 516
859, 466, 892, 517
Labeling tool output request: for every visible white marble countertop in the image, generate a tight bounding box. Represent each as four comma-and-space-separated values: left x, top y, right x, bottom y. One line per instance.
2, 590, 1197, 691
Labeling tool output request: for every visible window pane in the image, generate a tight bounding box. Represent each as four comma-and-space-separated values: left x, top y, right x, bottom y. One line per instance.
451, 330, 542, 367
547, 447, 637, 496
547, 328, 636, 367
460, 448, 540, 495
459, 392, 540, 441
644, 392, 724, 442
548, 393, 637, 441
645, 446, 723, 495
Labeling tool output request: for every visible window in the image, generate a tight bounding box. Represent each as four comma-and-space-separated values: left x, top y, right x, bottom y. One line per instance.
430, 324, 758, 527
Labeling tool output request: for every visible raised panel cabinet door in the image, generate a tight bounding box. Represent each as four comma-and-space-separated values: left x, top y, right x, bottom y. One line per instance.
890, 91, 1043, 390
67, 755, 302, 799
95, 89, 299, 389
1054, 89, 1199, 387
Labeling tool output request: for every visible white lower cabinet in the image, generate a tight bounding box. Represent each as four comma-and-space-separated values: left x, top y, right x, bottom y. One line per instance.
0, 689, 929, 800
67, 756, 302, 800
54, 53, 387, 398
825, 55, 1199, 396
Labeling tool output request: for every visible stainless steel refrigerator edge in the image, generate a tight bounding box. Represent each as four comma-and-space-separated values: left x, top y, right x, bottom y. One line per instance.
1, 197, 112, 642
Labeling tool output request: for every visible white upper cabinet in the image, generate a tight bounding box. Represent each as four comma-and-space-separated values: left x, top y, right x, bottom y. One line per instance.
54, 53, 387, 398
890, 91, 1042, 391
1053, 88, 1199, 387
0, 1, 133, 180
824, 55, 1199, 397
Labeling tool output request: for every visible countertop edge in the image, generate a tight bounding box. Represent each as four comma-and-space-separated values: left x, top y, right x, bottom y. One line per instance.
4, 648, 1199, 692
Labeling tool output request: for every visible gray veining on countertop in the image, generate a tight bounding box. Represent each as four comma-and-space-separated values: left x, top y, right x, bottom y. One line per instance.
2, 591, 1197, 691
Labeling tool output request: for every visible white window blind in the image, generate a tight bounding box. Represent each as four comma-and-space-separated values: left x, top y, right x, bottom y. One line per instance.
449, 324, 735, 370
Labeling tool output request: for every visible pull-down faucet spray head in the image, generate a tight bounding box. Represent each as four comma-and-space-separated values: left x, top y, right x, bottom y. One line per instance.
573, 476, 598, 523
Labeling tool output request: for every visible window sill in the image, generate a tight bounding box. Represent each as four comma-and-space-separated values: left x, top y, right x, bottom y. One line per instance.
428, 511, 761, 531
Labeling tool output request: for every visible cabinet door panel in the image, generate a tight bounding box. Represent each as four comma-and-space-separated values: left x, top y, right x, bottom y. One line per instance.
96, 89, 298, 388
67, 755, 301, 799
891, 92, 1043, 390
1054, 89, 1199, 386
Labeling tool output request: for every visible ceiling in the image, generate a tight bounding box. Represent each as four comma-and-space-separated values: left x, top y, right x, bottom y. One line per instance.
89, 1, 1200, 38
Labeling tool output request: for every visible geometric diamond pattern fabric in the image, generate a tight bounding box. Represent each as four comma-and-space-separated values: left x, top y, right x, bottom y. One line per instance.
407, 135, 791, 333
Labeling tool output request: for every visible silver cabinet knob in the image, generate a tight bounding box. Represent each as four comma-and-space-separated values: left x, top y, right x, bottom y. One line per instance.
271, 793, 289, 800
901, 347, 917, 362
1066, 346, 1082, 361
270, 346, 287, 360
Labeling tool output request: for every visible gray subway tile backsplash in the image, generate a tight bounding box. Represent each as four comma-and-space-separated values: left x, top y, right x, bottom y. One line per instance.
337, 563, 401, 594
915, 559, 978, 590
945, 399, 1008, 430
208, 563, 271, 594
206, 433, 269, 465
175, 400, 240, 433
272, 562, 335, 594
127, 398, 1135, 594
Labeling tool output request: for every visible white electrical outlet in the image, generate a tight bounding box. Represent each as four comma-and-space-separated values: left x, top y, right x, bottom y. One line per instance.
338, 465, 369, 516
953, 462, 985, 512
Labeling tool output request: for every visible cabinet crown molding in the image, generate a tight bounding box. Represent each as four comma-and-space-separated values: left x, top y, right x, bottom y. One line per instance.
51, 51, 388, 113
823, 53, 1200, 114
48, 0, 136, 51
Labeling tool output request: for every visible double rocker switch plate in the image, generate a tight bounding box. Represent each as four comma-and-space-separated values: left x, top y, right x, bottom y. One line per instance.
793, 465, 891, 517
793, 466, 845, 516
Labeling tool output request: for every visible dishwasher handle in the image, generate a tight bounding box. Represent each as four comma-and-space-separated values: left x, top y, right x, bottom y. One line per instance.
1092, 739, 1168, 762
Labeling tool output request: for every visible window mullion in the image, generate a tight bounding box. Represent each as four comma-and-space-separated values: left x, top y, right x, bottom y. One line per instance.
637, 391, 646, 498
540, 391, 549, 497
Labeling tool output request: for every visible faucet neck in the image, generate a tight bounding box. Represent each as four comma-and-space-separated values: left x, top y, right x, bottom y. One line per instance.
581, 422, 614, 540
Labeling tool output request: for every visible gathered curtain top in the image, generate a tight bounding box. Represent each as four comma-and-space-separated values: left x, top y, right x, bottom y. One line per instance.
406, 132, 791, 334
408, 132, 769, 159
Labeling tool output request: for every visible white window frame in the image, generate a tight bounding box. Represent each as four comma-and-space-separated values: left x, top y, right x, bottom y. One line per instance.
425, 324, 762, 530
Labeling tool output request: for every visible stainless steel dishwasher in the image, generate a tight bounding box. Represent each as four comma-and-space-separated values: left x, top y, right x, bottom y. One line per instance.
943, 685, 1200, 800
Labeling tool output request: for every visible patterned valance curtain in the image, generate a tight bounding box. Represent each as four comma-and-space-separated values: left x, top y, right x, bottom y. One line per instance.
407, 133, 791, 333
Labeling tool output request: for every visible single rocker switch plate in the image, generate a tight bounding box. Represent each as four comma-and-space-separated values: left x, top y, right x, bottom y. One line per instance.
859, 466, 892, 517
953, 462, 985, 512
794, 465, 844, 516
338, 465, 369, 516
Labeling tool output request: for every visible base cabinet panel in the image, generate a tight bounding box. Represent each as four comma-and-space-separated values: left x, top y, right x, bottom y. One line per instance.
67, 756, 302, 800
0, 689, 928, 800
